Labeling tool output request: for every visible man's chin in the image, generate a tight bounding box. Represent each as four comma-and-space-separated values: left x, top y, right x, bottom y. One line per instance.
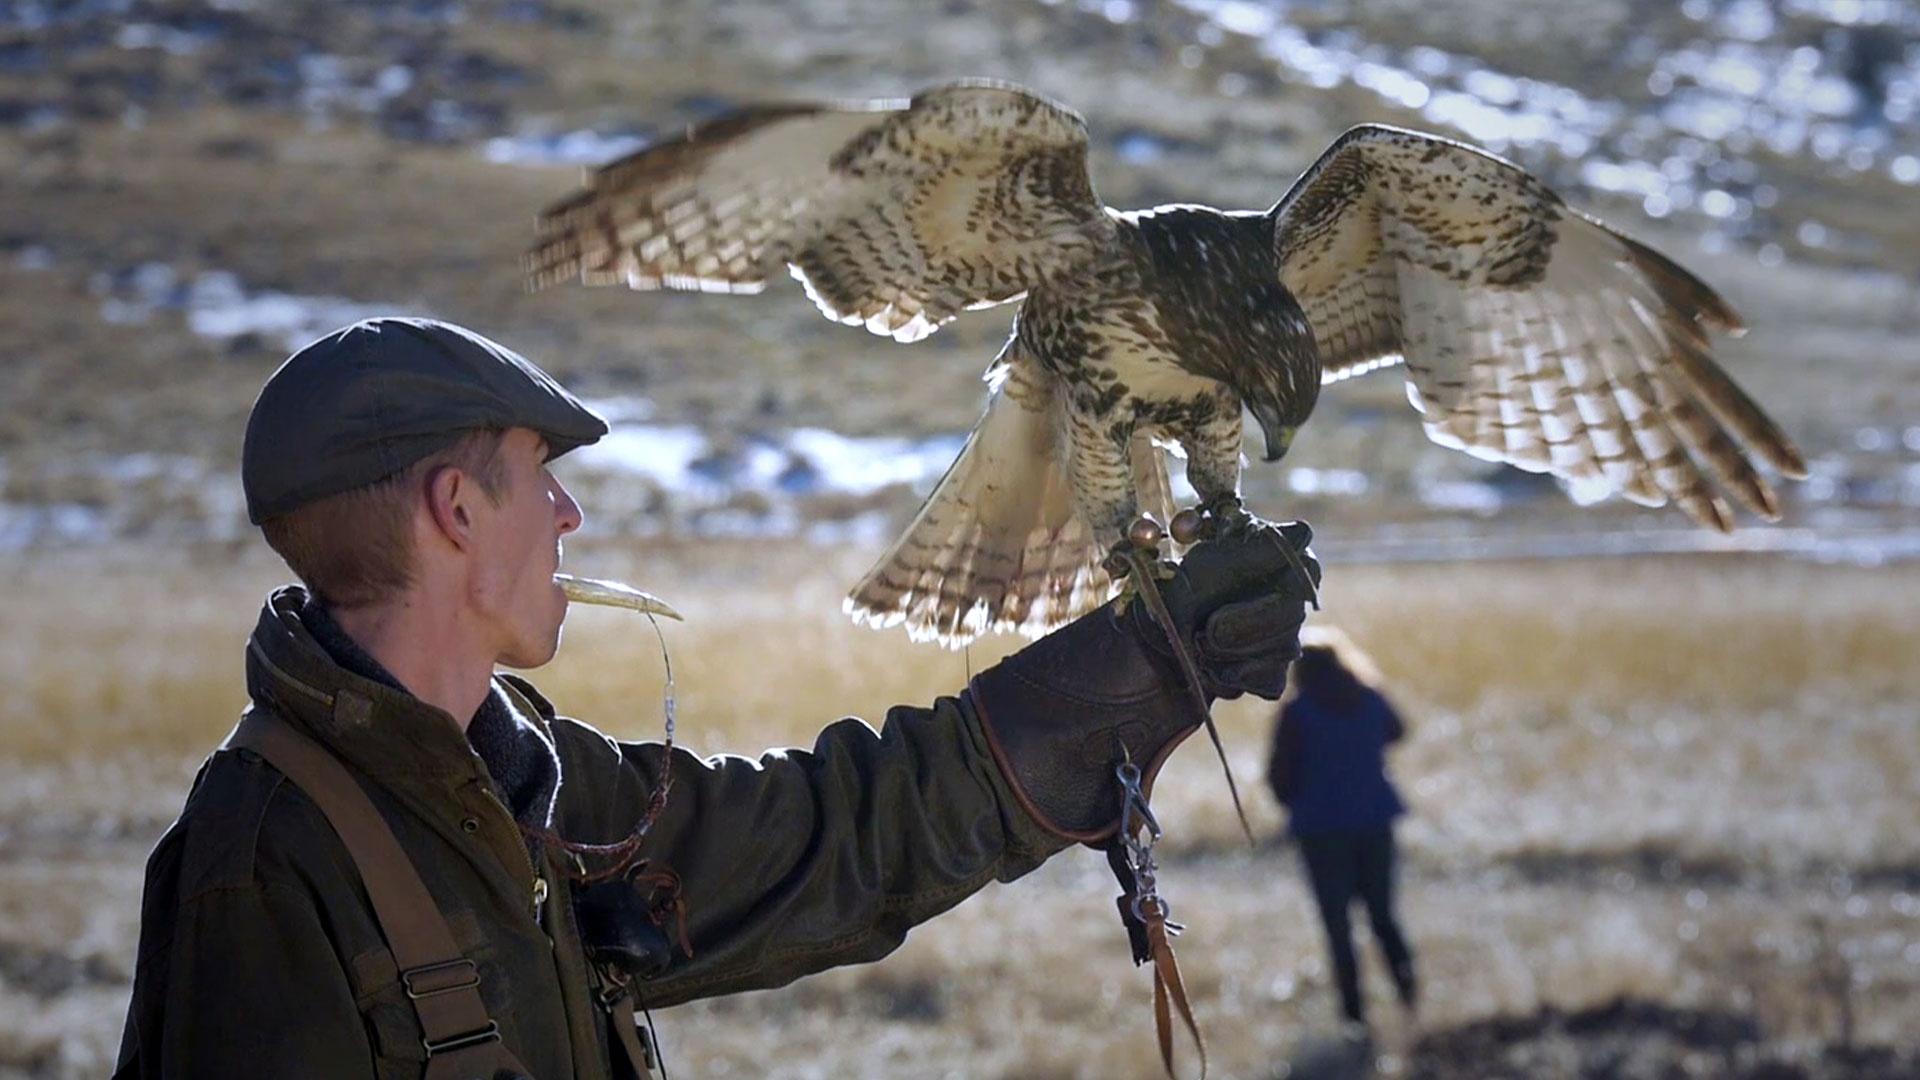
498, 625, 564, 671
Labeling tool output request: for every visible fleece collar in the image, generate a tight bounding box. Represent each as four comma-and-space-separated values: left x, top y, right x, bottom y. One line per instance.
243, 585, 561, 829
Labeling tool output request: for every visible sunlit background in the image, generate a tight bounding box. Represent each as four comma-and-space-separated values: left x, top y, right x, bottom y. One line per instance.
2, 1, 1917, 1077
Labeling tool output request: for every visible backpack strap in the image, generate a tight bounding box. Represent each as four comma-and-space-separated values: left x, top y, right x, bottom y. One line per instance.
228, 709, 533, 1080
597, 977, 659, 1080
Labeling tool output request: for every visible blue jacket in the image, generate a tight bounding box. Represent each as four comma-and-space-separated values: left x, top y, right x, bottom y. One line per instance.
1267, 686, 1406, 835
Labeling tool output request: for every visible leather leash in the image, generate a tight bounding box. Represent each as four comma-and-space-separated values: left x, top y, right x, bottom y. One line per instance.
1123, 541, 1255, 843
1103, 505, 1318, 1077
1105, 757, 1207, 1078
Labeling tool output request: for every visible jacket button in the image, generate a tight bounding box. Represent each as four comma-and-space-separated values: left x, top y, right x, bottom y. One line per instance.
461, 817, 481, 834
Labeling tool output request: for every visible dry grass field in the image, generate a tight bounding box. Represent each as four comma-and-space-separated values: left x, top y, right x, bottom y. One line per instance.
1, 541, 1916, 1078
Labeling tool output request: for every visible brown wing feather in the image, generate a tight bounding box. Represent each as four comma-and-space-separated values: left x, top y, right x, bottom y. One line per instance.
528, 103, 890, 294
1269, 124, 1806, 530
528, 80, 1114, 344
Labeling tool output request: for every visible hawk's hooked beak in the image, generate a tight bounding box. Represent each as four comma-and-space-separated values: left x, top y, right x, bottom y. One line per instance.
1249, 403, 1296, 462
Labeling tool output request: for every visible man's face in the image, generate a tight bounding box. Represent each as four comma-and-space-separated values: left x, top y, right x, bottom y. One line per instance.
469, 427, 583, 668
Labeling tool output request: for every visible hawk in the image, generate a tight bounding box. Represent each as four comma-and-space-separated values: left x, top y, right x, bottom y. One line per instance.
527, 80, 1807, 645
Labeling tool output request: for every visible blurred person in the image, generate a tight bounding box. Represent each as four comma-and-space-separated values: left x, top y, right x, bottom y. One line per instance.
1267, 626, 1417, 1029
113, 316, 1320, 1079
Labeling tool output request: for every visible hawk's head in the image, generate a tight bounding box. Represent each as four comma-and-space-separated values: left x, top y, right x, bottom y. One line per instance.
1237, 284, 1321, 461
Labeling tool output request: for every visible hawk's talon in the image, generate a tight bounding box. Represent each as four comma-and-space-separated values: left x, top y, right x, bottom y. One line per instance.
1198, 495, 1256, 538
1105, 532, 1176, 612
1191, 498, 1322, 609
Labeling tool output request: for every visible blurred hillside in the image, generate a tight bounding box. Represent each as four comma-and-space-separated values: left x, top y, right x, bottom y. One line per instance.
2, 0, 1918, 553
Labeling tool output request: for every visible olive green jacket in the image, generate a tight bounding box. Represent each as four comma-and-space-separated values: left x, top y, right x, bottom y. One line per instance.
115, 588, 1064, 1078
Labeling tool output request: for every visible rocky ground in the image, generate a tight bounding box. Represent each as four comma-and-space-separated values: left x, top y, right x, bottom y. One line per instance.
1406, 999, 1919, 1080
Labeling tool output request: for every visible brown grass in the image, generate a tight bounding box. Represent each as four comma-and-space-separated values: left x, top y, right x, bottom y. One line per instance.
1, 543, 1918, 1077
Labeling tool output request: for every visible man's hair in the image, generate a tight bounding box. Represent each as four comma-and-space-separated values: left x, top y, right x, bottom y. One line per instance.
261, 428, 511, 607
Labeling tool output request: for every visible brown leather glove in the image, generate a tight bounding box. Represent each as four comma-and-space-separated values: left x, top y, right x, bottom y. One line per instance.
966, 519, 1319, 844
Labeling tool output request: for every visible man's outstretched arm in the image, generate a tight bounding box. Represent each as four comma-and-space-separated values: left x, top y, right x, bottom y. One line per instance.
551, 521, 1320, 1007
556, 691, 1062, 1007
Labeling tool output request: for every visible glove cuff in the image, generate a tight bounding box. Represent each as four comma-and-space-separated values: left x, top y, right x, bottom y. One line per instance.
968, 517, 1320, 843
967, 660, 1197, 845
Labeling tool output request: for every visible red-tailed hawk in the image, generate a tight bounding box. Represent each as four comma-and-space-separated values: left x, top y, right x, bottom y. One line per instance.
528, 80, 1807, 645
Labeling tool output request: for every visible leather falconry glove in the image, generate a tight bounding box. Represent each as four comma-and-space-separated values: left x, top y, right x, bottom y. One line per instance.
967, 519, 1320, 844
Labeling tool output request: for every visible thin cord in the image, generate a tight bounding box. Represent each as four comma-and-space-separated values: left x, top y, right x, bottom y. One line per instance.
643, 1006, 669, 1080
645, 609, 677, 755
520, 603, 678, 882
1126, 543, 1255, 845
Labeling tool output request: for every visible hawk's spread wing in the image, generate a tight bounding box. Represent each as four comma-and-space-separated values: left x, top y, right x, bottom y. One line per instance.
1270, 124, 1807, 530
528, 81, 1113, 343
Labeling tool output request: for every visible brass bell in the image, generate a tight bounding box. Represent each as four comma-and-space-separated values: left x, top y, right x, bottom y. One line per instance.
1169, 508, 1205, 546
1127, 514, 1165, 551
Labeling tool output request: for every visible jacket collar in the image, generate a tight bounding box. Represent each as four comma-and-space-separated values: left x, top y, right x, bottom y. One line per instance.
243, 585, 560, 825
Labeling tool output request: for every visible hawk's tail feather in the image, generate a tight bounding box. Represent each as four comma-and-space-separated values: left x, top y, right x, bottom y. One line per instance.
846, 360, 1118, 648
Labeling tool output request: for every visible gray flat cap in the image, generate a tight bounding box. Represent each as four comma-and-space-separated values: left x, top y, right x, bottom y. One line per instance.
242, 317, 608, 524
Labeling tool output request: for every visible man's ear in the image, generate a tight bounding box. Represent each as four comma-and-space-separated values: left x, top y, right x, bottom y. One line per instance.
423, 464, 478, 552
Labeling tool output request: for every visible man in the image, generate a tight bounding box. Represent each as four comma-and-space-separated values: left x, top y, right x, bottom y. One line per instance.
115, 317, 1318, 1078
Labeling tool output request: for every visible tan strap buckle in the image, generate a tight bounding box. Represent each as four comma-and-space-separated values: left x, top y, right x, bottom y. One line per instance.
402, 958, 481, 1000
422, 1020, 501, 1058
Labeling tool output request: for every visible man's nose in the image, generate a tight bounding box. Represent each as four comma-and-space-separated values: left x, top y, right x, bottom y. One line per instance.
552, 477, 584, 536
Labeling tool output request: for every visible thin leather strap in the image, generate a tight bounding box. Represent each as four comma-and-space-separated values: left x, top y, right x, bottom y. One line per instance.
1145, 903, 1206, 1079
604, 986, 658, 1080
1105, 837, 1206, 1079
229, 709, 532, 1079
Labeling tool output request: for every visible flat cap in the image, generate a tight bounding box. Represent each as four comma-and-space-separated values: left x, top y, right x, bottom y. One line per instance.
243, 317, 608, 524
